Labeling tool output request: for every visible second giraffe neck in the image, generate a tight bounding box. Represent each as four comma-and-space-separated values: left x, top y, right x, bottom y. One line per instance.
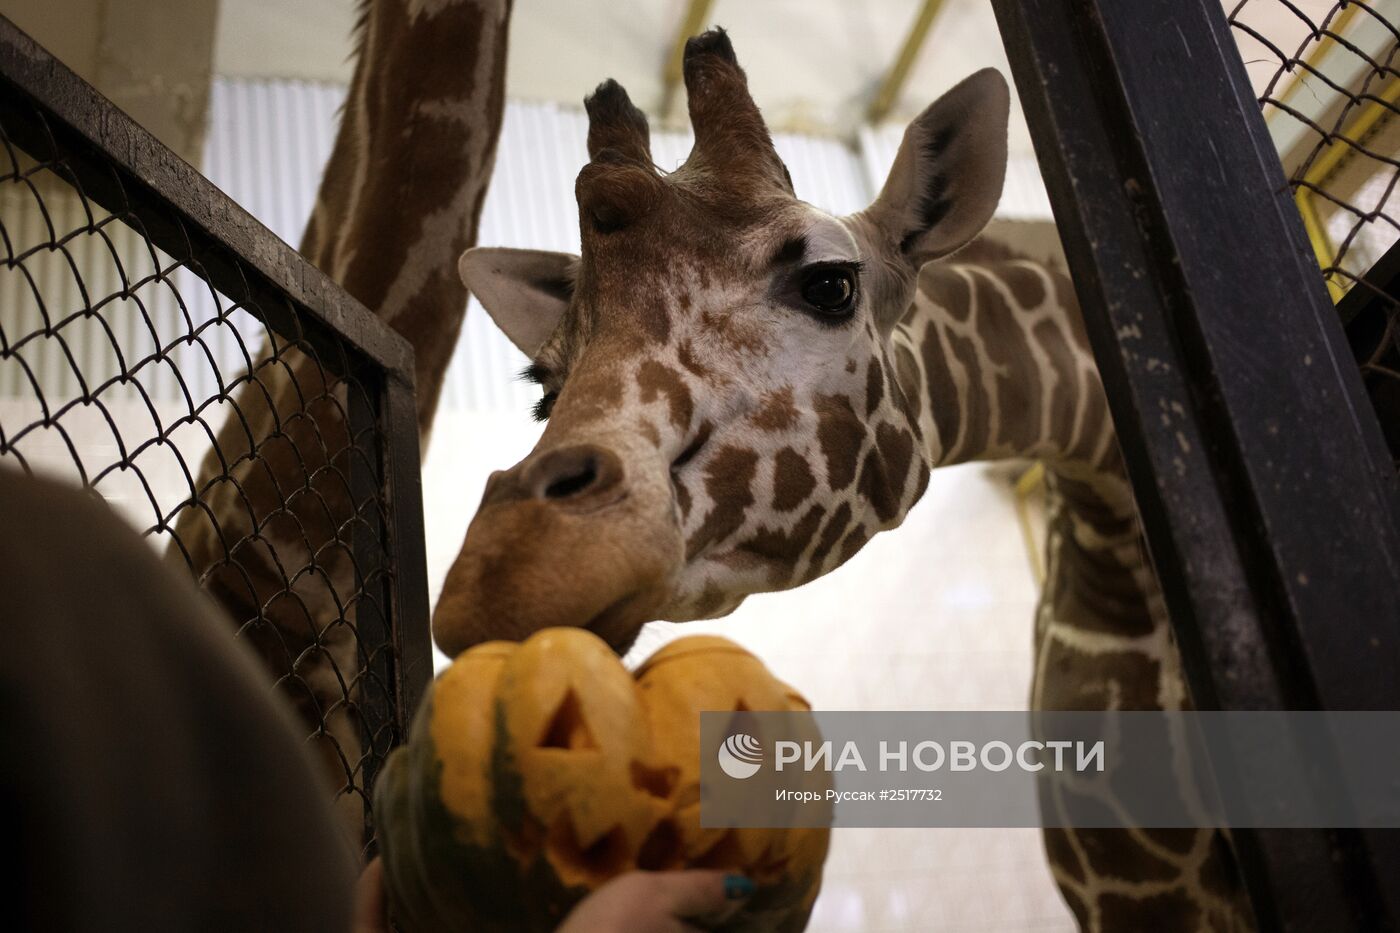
300, 0, 510, 437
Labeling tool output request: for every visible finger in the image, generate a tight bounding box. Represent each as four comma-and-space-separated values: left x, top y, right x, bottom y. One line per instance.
690, 876, 758, 929
351, 857, 388, 933
654, 870, 754, 919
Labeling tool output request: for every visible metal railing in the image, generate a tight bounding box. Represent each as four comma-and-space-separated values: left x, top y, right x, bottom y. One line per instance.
0, 17, 431, 856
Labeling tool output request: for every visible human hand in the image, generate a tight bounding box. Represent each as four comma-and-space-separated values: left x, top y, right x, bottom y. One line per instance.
352, 857, 389, 933
555, 870, 754, 933
352, 857, 754, 932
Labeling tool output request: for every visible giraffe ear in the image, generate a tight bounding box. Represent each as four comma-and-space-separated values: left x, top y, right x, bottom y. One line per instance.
866, 68, 1009, 266
459, 248, 578, 357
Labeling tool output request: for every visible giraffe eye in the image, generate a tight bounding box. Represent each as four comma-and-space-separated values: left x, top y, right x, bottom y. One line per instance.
800, 266, 856, 318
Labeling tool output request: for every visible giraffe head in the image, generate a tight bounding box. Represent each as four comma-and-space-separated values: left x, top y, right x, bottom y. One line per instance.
435, 29, 1009, 656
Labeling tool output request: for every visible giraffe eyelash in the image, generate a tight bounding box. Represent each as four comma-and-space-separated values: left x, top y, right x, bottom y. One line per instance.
520, 362, 551, 385
803, 259, 866, 275
531, 391, 559, 422
520, 363, 559, 421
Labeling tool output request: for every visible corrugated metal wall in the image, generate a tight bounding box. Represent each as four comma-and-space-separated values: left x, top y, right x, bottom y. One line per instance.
0, 172, 251, 412
2, 78, 1051, 412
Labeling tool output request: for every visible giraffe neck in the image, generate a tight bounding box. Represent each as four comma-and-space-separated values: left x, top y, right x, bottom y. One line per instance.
301, 0, 511, 438
892, 242, 1164, 645
893, 245, 1127, 502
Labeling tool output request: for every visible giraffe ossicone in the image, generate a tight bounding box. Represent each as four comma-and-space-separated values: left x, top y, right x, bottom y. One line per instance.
434, 28, 1010, 656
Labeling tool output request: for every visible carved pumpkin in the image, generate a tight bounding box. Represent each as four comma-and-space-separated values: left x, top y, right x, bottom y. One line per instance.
374, 629, 830, 932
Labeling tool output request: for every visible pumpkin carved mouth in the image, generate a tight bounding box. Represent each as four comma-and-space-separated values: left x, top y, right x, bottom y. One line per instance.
373, 628, 831, 932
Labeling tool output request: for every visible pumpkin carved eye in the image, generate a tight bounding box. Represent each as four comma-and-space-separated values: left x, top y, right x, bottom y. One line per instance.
799, 265, 857, 320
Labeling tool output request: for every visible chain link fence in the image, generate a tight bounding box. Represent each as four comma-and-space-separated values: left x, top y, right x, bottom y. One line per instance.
1229, 0, 1400, 468
0, 21, 429, 855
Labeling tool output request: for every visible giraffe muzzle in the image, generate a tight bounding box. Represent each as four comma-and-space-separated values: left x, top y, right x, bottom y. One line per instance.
433, 440, 683, 659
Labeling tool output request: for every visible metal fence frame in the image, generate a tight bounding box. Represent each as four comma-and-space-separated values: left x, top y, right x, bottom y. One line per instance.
990, 1, 1400, 930
0, 15, 433, 839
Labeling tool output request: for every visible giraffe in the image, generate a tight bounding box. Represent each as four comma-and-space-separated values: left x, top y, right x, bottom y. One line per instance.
168, 0, 511, 843
436, 30, 1255, 932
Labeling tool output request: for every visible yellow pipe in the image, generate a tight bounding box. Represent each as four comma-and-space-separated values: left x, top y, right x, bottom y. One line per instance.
1295, 76, 1400, 302
660, 0, 716, 120
1014, 462, 1046, 585
866, 0, 948, 124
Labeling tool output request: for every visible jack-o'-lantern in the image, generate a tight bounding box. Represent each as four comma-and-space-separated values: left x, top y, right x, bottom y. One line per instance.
373, 629, 830, 932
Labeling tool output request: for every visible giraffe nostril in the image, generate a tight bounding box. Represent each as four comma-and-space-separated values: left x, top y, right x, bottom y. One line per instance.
524, 444, 624, 505
544, 458, 598, 500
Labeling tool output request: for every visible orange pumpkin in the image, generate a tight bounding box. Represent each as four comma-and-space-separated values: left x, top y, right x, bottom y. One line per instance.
374, 629, 830, 932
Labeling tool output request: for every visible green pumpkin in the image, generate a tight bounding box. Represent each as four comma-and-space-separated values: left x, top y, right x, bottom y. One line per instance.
374, 629, 830, 932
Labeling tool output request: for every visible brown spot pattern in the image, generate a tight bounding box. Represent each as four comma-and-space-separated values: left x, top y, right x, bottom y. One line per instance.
1200, 830, 1247, 903
640, 300, 672, 344
919, 265, 972, 322
1099, 890, 1199, 932
636, 360, 693, 430
676, 338, 708, 378
685, 445, 759, 557
865, 358, 885, 417
1072, 377, 1110, 465
810, 501, 852, 570
1076, 828, 1179, 883
911, 459, 931, 504
1042, 828, 1085, 884
1049, 513, 1157, 638
946, 329, 990, 460
893, 343, 923, 426
1060, 887, 1092, 930
744, 505, 825, 585
692, 584, 726, 617
771, 447, 815, 512
1041, 644, 1163, 711
1143, 828, 1200, 856
920, 324, 961, 462
857, 423, 916, 524
837, 527, 867, 564
814, 394, 864, 491
751, 386, 798, 432
700, 308, 763, 355
975, 274, 1041, 453
1034, 317, 1083, 459
1001, 262, 1046, 308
